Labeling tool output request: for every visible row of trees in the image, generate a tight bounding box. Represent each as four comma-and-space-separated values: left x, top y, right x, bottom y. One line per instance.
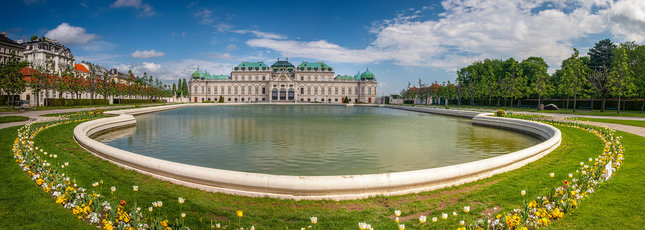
1, 53, 186, 108
402, 39, 645, 113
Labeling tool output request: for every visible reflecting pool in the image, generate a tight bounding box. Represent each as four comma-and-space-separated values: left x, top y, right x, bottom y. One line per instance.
95, 105, 541, 176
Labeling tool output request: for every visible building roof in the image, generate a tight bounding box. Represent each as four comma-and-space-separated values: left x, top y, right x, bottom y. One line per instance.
75, 64, 90, 73
297, 62, 332, 71
353, 71, 362, 80
335, 75, 354, 80
205, 74, 229, 80
235, 62, 269, 70
0, 33, 25, 49
360, 68, 375, 80
271, 59, 294, 69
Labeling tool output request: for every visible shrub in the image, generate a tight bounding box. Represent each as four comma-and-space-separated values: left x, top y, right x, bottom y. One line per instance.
496, 109, 506, 117
202, 100, 215, 103
445, 106, 450, 109
113, 99, 166, 104
218, 96, 224, 103
135, 104, 141, 108
44, 99, 108, 106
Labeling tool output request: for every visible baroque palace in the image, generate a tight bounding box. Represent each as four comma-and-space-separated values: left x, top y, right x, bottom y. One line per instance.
189, 59, 377, 103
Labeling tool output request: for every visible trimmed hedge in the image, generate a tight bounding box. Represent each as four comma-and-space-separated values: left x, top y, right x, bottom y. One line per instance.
45, 99, 108, 106
113, 99, 165, 104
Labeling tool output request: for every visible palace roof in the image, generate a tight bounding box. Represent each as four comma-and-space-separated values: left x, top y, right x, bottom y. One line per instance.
235, 62, 269, 70
297, 62, 332, 71
271, 59, 294, 69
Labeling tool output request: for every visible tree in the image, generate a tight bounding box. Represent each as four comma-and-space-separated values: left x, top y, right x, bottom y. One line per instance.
561, 49, 588, 113
608, 48, 636, 114
443, 81, 456, 106
0, 53, 28, 109
172, 83, 177, 97
588, 39, 616, 111
502, 58, 525, 108
521, 57, 551, 109
182, 78, 188, 97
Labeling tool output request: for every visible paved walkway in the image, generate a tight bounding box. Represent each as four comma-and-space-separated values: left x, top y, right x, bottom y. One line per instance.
0, 105, 133, 129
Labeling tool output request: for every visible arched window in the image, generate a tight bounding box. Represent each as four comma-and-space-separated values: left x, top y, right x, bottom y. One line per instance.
194, 86, 198, 94
201, 85, 204, 94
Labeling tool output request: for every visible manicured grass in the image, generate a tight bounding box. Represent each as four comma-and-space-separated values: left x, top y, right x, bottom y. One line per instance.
549, 130, 645, 229
0, 116, 29, 123
0, 127, 94, 230
398, 104, 645, 117
1, 119, 643, 229
574, 117, 645, 128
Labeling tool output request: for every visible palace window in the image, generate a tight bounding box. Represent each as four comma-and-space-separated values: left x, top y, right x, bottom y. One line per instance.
227, 86, 231, 94
307, 87, 311, 95
248, 86, 252, 94
255, 86, 259, 94
321, 87, 325, 95
214, 86, 218, 94
300, 88, 304, 94
342, 87, 345, 95
368, 87, 372, 95
328, 87, 332, 95
207, 86, 211, 94
255, 76, 258, 81
262, 87, 266, 94
201, 86, 204, 94
194, 86, 198, 94
361, 87, 365, 94
241, 86, 245, 94
221, 86, 224, 94
335, 87, 338, 95
234, 86, 238, 94
262, 76, 266, 81
314, 87, 318, 95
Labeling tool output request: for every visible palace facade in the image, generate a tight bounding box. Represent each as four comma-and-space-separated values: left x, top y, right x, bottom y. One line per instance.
189, 59, 378, 103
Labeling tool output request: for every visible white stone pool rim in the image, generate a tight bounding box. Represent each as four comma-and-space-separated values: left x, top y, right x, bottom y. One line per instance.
73, 103, 561, 200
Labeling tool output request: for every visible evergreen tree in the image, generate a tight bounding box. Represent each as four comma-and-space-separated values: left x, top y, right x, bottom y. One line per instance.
588, 39, 616, 111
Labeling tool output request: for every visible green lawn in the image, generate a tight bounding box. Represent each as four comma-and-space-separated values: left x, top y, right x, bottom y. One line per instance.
0, 116, 29, 123
0, 119, 643, 229
397, 104, 645, 117
574, 117, 645, 128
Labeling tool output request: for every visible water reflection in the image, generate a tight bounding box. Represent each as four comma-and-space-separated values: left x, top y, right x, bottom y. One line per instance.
94, 105, 541, 176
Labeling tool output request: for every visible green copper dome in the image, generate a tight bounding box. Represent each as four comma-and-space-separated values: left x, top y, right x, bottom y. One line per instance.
353, 71, 362, 80
191, 69, 213, 80
360, 68, 375, 80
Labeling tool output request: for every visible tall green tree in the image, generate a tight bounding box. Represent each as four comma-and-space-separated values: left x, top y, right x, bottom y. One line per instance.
0, 53, 28, 109
502, 58, 525, 108
609, 48, 636, 114
522, 57, 551, 109
561, 49, 588, 113
588, 39, 616, 111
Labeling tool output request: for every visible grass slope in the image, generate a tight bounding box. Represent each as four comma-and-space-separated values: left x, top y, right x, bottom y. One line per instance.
1, 120, 643, 229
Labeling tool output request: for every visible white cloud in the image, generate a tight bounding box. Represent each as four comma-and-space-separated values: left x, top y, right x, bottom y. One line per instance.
113, 59, 234, 82
141, 62, 161, 72
610, 0, 645, 42
45, 23, 98, 45
111, 0, 156, 17
194, 8, 213, 24
225, 44, 238, 51
131, 50, 165, 59
233, 30, 286, 40
243, 0, 645, 71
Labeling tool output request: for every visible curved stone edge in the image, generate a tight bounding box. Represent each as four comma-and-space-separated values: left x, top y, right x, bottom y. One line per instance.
73, 104, 561, 200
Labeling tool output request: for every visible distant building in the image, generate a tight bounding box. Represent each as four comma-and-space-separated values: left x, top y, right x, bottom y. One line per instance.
189, 59, 378, 103
0, 32, 25, 64
21, 37, 74, 74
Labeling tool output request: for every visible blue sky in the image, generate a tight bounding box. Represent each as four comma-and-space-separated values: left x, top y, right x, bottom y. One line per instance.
3, 0, 645, 95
